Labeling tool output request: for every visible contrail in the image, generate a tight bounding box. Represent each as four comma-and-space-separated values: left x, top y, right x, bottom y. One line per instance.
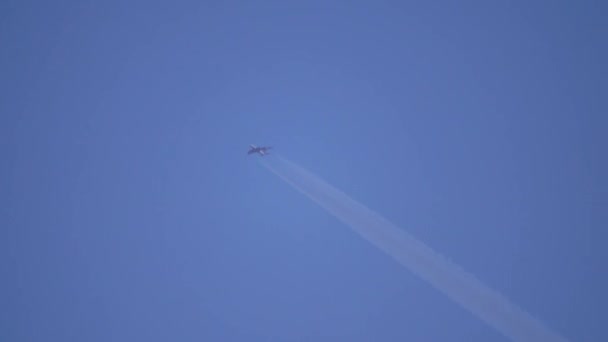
260, 156, 568, 342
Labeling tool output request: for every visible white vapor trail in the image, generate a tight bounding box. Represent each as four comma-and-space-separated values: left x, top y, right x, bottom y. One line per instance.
260, 156, 567, 342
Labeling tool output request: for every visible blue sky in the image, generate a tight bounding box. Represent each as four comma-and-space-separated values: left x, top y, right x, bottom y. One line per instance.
2, 1, 607, 341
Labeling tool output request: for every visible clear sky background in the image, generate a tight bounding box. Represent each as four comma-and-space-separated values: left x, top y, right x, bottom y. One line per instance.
2, 1, 607, 341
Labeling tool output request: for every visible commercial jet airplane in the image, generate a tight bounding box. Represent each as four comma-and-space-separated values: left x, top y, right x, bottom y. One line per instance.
247, 145, 272, 156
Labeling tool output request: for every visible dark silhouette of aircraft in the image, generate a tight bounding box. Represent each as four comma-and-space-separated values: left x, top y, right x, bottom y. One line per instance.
247, 145, 272, 156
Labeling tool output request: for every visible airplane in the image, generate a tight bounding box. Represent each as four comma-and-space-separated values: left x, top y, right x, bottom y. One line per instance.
247, 145, 272, 156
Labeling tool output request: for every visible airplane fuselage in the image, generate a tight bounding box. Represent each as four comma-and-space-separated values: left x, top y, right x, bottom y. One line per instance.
247, 145, 272, 156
